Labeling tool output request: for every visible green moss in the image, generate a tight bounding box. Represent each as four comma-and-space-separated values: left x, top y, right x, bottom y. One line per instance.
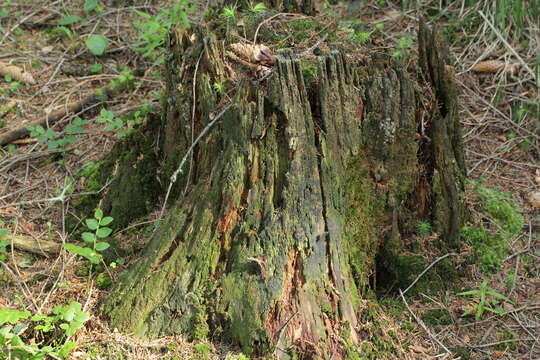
74, 113, 161, 231
299, 57, 318, 84
379, 298, 405, 319
451, 346, 471, 360
193, 343, 212, 360
220, 273, 268, 355
342, 158, 385, 309
391, 255, 457, 296
496, 329, 518, 351
460, 182, 523, 273
75, 262, 104, 277
320, 302, 332, 315
421, 309, 452, 326
190, 304, 210, 341
96, 273, 112, 290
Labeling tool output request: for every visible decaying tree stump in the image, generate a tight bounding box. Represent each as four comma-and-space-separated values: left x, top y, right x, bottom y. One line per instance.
77, 11, 467, 359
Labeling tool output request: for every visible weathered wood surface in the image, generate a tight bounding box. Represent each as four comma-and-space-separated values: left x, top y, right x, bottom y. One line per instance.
95, 20, 466, 359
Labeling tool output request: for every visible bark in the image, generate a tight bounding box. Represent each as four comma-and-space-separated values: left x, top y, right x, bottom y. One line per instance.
94, 19, 466, 359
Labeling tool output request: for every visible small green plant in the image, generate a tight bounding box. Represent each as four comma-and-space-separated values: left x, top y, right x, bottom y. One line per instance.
416, 221, 432, 237
504, 271, 516, 292
0, 75, 23, 95
83, 0, 103, 13
392, 36, 414, 58
134, 0, 192, 63
457, 280, 513, 320
27, 117, 87, 152
58, 15, 81, 26
193, 343, 212, 360
89, 63, 103, 74
63, 208, 113, 264
249, 2, 267, 14
0, 1, 10, 18
96, 108, 126, 136
0, 302, 89, 359
0, 220, 10, 273
222, 6, 237, 20
50, 26, 75, 40
496, 328, 518, 351
212, 82, 225, 94
85, 34, 109, 56
340, 21, 383, 46
108, 68, 135, 93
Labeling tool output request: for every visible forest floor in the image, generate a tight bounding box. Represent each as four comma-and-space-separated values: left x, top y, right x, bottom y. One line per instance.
0, 0, 539, 359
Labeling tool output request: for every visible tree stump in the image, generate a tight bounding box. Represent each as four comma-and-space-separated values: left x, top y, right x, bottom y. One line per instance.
85, 13, 467, 359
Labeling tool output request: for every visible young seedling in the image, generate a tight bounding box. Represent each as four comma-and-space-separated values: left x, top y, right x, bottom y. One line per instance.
63, 209, 113, 264
457, 280, 513, 320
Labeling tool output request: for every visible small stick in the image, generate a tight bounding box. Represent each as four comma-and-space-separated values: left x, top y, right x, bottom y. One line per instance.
399, 289, 451, 356
158, 104, 233, 220
401, 252, 456, 296
478, 11, 535, 80
253, 13, 301, 44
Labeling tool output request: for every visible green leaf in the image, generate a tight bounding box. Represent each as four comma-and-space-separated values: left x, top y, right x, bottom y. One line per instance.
84, 0, 98, 12
457, 290, 479, 296
94, 208, 104, 220
250, 3, 267, 13
52, 26, 73, 39
86, 218, 99, 230
96, 227, 112, 238
94, 241, 109, 251
59, 15, 81, 25
63, 244, 101, 264
0, 309, 31, 325
59, 341, 77, 358
82, 232, 96, 243
89, 63, 103, 73
85, 34, 109, 56
134, 9, 152, 19
99, 216, 113, 226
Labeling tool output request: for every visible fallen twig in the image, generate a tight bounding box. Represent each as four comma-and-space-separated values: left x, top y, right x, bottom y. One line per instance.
401, 252, 457, 296
399, 289, 452, 357
0, 86, 114, 146
9, 234, 61, 256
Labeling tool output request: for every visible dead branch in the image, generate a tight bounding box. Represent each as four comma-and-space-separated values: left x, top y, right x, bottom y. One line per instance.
10, 234, 61, 256
0, 86, 114, 146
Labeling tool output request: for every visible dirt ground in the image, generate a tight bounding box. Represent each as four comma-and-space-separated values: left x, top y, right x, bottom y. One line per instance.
0, 0, 539, 359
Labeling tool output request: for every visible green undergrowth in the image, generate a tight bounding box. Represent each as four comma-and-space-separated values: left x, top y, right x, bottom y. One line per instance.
461, 181, 524, 273
421, 308, 453, 326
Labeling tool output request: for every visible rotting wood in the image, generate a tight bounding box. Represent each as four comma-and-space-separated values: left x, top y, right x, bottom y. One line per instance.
8, 234, 61, 256
89, 16, 467, 359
